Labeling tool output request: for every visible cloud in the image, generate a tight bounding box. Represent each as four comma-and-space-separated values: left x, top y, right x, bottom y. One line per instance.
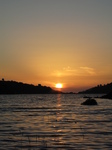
63, 66, 77, 73
80, 67, 96, 75
52, 70, 63, 77
51, 66, 96, 77
52, 66, 78, 77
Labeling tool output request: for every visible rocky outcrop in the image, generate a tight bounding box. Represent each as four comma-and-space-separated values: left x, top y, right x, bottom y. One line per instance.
81, 98, 98, 105
101, 91, 112, 99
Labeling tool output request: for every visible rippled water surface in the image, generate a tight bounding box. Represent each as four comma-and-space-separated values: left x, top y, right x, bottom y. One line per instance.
0, 94, 112, 150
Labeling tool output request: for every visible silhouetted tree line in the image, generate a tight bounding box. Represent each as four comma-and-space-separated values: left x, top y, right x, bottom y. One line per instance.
79, 82, 112, 94
0, 80, 62, 94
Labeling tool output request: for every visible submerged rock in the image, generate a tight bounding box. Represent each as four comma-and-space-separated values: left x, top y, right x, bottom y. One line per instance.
81, 98, 98, 105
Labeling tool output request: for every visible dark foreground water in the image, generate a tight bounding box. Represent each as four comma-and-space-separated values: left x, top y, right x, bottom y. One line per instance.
0, 94, 112, 150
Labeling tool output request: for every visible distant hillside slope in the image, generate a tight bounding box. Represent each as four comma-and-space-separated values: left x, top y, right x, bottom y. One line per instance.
79, 82, 112, 94
101, 91, 112, 99
0, 80, 62, 94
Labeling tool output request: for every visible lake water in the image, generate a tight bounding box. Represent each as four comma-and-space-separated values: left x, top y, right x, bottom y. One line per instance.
0, 94, 112, 150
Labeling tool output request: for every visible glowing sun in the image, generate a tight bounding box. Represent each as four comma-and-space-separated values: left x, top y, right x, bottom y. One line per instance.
55, 83, 63, 89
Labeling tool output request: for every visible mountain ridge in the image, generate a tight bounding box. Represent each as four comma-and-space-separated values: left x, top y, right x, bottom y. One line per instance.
0, 80, 63, 94
78, 82, 112, 94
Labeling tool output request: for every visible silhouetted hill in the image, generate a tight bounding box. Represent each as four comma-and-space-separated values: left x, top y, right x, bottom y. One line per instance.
101, 91, 112, 99
79, 82, 112, 94
0, 80, 63, 94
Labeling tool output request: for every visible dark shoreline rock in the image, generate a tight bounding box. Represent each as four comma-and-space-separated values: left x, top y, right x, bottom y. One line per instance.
81, 98, 98, 105
100, 91, 112, 99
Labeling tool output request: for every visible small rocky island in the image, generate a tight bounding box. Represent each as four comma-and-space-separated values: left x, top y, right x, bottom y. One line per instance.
81, 98, 98, 105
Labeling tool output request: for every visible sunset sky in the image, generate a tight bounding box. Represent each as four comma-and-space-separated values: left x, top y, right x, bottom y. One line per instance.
0, 0, 112, 92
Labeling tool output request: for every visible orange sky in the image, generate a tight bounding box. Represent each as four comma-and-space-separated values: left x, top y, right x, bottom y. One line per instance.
0, 0, 112, 92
